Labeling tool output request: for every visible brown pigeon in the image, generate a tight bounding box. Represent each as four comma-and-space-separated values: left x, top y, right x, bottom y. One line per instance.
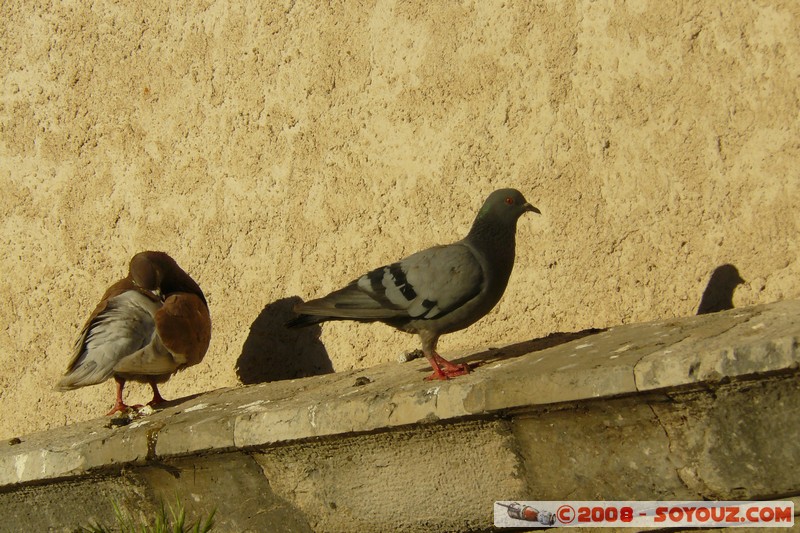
287, 188, 539, 380
56, 251, 211, 415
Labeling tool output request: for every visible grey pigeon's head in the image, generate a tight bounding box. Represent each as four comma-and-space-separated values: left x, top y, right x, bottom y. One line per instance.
476, 188, 540, 226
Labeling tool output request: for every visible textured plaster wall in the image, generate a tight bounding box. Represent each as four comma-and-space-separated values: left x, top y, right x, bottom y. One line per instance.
1, 1, 798, 438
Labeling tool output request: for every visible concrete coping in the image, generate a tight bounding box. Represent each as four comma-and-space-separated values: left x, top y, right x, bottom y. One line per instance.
1, 299, 798, 487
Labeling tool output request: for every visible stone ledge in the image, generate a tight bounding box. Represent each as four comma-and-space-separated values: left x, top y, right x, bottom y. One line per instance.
1, 300, 799, 531
2, 299, 799, 487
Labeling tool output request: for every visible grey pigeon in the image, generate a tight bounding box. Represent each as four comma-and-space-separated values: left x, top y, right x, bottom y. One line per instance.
287, 188, 540, 380
56, 251, 212, 415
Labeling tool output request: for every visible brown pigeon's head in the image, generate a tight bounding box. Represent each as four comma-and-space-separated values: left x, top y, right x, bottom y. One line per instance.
129, 251, 165, 293
129, 251, 207, 305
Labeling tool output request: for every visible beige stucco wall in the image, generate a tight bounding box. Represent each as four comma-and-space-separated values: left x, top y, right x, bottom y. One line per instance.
1, 1, 798, 439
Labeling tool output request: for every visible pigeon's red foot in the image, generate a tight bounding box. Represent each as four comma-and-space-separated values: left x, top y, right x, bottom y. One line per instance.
146, 383, 167, 408
424, 352, 471, 380
106, 402, 127, 416
425, 369, 449, 381
435, 353, 470, 374
107, 377, 143, 415
147, 393, 167, 407
106, 402, 141, 416
424, 366, 470, 381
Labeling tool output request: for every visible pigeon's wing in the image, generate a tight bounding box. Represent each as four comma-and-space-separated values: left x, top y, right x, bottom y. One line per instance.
56, 288, 161, 390
111, 336, 184, 376
94, 293, 211, 378
294, 243, 484, 321
153, 292, 211, 367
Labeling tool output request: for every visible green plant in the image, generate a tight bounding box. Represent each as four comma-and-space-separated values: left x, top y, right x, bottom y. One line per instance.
78, 497, 215, 533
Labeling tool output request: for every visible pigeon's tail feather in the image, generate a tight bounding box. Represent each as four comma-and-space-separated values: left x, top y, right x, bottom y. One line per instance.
55, 374, 82, 391
288, 283, 407, 326
55, 360, 110, 391
285, 314, 328, 328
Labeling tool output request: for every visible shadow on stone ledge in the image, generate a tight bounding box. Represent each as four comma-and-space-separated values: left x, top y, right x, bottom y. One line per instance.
236, 296, 333, 384
459, 328, 607, 369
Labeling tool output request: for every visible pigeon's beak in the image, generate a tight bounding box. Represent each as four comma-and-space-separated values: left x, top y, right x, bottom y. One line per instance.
523, 203, 541, 214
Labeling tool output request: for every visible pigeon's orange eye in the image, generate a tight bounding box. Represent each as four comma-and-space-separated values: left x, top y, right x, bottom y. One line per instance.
505, 197, 514, 205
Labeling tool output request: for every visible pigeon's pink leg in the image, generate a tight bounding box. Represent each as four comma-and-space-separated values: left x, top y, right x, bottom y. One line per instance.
147, 382, 167, 407
106, 377, 133, 415
433, 352, 470, 377
420, 332, 469, 380
421, 333, 449, 380
424, 352, 449, 381
423, 352, 470, 381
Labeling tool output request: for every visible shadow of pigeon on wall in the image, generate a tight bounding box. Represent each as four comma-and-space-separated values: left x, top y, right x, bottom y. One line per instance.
697, 264, 745, 315
237, 296, 333, 384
